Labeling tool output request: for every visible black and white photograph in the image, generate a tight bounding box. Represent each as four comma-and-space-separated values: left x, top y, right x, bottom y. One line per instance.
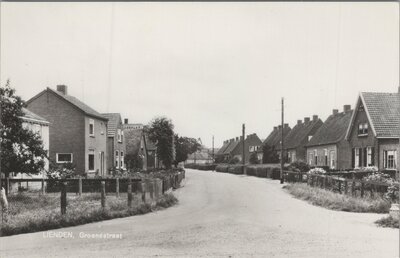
0, 1, 399, 257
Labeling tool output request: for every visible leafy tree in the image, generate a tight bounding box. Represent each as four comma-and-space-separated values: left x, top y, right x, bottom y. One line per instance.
249, 152, 259, 164
0, 81, 47, 179
147, 117, 174, 169
262, 144, 279, 164
173, 134, 201, 167
125, 153, 143, 171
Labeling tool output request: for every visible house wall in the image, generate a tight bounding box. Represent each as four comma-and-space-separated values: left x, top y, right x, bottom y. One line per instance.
27, 91, 86, 174
232, 135, 262, 163
348, 104, 378, 168
306, 145, 337, 168
106, 137, 114, 172
84, 116, 107, 176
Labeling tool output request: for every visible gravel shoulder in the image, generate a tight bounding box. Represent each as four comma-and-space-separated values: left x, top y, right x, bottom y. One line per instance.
0, 169, 398, 258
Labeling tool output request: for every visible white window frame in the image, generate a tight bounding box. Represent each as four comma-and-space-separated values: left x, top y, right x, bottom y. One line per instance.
384, 150, 397, 169
324, 149, 328, 166
330, 150, 336, 169
56, 153, 73, 163
117, 129, 122, 143
314, 149, 318, 166
355, 148, 360, 168
100, 122, 104, 135
120, 151, 124, 168
115, 150, 120, 168
308, 152, 313, 165
88, 150, 95, 172
367, 147, 372, 166
89, 119, 95, 136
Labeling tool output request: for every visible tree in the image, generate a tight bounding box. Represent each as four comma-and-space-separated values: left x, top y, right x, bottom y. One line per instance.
125, 153, 143, 172
249, 152, 259, 164
262, 144, 279, 164
0, 81, 47, 179
174, 134, 201, 167
147, 117, 175, 169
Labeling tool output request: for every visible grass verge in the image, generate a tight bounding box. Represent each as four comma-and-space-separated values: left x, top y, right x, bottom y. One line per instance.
375, 216, 399, 228
0, 192, 177, 237
284, 183, 391, 213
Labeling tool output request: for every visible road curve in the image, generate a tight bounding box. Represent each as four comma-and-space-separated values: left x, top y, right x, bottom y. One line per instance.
0, 169, 398, 258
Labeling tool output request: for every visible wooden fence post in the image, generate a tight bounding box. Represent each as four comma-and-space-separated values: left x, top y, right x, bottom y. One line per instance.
344, 180, 348, 195
142, 182, 146, 203
351, 181, 356, 197
61, 182, 67, 215
360, 182, 365, 198
41, 178, 46, 195
101, 181, 106, 208
78, 178, 82, 196
127, 179, 132, 208
116, 178, 119, 198
323, 176, 327, 189
6, 178, 10, 196
338, 180, 342, 194
370, 184, 374, 198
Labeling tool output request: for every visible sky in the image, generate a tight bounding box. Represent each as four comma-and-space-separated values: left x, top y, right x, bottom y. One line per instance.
1, 2, 399, 148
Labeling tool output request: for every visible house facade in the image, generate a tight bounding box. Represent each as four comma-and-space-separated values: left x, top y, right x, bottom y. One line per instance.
102, 113, 126, 173
232, 133, 263, 163
284, 115, 323, 163
261, 124, 291, 161
345, 90, 399, 172
26, 85, 108, 176
305, 105, 353, 170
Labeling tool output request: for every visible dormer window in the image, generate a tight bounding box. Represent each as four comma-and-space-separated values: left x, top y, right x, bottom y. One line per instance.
358, 123, 368, 136
89, 119, 95, 136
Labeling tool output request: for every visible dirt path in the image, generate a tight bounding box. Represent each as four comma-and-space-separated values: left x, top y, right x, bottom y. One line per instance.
0, 169, 398, 257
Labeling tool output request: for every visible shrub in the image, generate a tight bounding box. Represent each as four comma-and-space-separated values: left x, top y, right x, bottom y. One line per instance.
385, 182, 399, 203
363, 171, 393, 184
308, 167, 326, 175
228, 157, 240, 164
375, 215, 399, 228
288, 161, 310, 172
249, 152, 259, 164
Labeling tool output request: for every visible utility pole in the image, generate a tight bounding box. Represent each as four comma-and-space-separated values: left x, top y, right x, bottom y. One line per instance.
280, 98, 285, 184
242, 123, 246, 174
212, 135, 214, 162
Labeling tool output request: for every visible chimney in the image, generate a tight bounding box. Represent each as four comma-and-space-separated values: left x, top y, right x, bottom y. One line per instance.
312, 115, 318, 121
304, 117, 310, 123
284, 123, 289, 128
273, 126, 277, 131
398, 86, 400, 93
57, 85, 67, 95
124, 118, 128, 124
343, 105, 351, 113
332, 109, 339, 115
278, 125, 282, 129
236, 137, 239, 141
297, 120, 302, 125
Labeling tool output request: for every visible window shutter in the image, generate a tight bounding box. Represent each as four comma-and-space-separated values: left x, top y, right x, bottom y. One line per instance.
358, 148, 362, 167
351, 148, 355, 168
371, 147, 375, 166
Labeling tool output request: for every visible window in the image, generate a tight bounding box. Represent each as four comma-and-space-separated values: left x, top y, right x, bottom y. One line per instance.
292, 152, 296, 163
56, 153, 73, 163
117, 129, 122, 142
367, 147, 374, 166
324, 149, 328, 166
308, 135, 312, 141
314, 150, 318, 165
329, 150, 336, 169
120, 151, 124, 168
384, 150, 397, 169
35, 125, 41, 137
121, 131, 124, 143
100, 123, 104, 135
115, 150, 119, 168
308, 152, 313, 165
89, 119, 95, 136
88, 150, 95, 171
358, 123, 368, 136
355, 148, 360, 168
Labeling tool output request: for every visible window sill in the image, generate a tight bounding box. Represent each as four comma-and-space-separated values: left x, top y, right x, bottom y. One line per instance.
357, 134, 368, 137
89, 135, 95, 138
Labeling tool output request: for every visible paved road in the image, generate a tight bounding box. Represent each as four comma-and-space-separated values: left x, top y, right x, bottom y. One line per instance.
1, 169, 398, 257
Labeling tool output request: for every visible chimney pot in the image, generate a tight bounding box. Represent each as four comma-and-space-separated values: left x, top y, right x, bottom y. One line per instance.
343, 105, 351, 113
278, 125, 282, 129
124, 118, 128, 124
297, 120, 302, 125
236, 137, 239, 141
284, 123, 289, 128
312, 115, 318, 121
304, 117, 310, 123
273, 126, 277, 131
333, 109, 339, 115
56, 85, 67, 95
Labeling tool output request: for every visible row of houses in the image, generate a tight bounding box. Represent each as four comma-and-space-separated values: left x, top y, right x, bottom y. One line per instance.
19, 85, 158, 177
217, 88, 400, 172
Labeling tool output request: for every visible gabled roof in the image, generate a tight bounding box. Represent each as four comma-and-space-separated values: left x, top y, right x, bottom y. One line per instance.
27, 87, 107, 121
187, 151, 212, 161
284, 119, 323, 150
263, 126, 291, 149
102, 113, 122, 137
224, 139, 240, 154
21, 108, 49, 124
346, 91, 400, 139
306, 110, 353, 147
216, 141, 231, 155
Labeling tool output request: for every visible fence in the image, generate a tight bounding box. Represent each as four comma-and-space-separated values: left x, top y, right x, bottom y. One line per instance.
283, 170, 398, 198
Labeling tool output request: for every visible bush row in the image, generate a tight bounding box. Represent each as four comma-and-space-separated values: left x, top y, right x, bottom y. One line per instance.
214, 164, 282, 179
184, 163, 217, 171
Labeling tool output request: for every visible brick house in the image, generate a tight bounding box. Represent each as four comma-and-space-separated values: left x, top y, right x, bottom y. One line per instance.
102, 113, 126, 173
305, 105, 353, 170
26, 85, 108, 176
231, 133, 263, 163
345, 90, 399, 172
261, 124, 291, 161
122, 121, 157, 170
284, 115, 323, 163
217, 137, 241, 162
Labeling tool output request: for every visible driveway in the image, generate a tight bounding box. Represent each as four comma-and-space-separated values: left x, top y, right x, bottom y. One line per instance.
0, 169, 398, 257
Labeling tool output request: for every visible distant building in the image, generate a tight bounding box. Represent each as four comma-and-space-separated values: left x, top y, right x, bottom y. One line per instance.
216, 134, 262, 163
345, 89, 399, 172
284, 115, 323, 163
26, 85, 108, 176
260, 124, 291, 161
185, 148, 214, 164
102, 113, 126, 173
306, 105, 353, 170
